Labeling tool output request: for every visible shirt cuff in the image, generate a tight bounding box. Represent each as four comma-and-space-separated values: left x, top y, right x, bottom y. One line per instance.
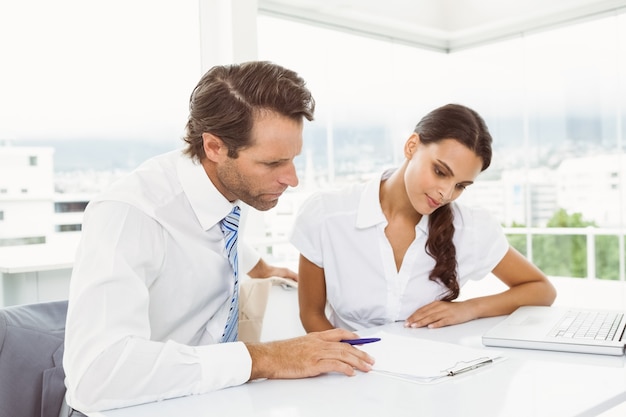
196, 341, 252, 392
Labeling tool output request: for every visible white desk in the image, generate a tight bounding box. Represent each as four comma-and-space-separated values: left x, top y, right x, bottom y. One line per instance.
89, 317, 626, 417
0, 241, 76, 306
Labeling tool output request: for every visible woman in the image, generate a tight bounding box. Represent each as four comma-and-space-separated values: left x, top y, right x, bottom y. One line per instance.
290, 103, 556, 332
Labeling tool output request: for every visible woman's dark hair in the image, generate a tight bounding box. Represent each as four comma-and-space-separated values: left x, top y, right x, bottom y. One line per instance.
415, 104, 493, 301
183, 61, 315, 160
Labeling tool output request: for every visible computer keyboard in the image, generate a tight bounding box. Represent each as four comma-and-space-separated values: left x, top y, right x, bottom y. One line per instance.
549, 310, 624, 341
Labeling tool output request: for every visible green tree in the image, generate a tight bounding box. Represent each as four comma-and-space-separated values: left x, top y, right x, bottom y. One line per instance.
505, 222, 527, 257
533, 209, 591, 278
595, 235, 620, 280
505, 209, 621, 280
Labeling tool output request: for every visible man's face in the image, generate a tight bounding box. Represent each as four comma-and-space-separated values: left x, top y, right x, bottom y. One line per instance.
209, 111, 303, 211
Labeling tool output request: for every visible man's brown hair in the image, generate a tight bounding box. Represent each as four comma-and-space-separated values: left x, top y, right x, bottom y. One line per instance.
183, 61, 315, 160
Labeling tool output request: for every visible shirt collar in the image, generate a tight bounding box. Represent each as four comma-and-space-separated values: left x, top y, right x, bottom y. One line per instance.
416, 212, 429, 234
355, 176, 387, 228
176, 152, 239, 231
355, 171, 430, 234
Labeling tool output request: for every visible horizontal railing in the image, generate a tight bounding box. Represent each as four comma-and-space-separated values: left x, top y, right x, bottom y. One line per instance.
249, 227, 626, 282
503, 227, 626, 281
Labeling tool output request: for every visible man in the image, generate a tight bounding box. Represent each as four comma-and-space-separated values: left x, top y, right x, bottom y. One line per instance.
63, 61, 374, 414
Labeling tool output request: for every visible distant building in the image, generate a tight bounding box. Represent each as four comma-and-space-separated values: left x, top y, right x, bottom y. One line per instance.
502, 168, 559, 227
463, 154, 626, 228
53, 194, 89, 233
557, 154, 626, 227
0, 145, 55, 246
457, 168, 558, 227
0, 144, 93, 247
2, 143, 623, 251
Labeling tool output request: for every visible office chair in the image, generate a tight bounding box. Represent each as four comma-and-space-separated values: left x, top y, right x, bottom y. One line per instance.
0, 300, 68, 417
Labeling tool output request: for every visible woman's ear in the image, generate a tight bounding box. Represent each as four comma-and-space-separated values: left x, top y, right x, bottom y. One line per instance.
404, 133, 420, 159
202, 133, 227, 162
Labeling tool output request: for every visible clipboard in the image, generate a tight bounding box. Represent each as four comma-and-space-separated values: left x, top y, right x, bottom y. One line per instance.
355, 331, 505, 384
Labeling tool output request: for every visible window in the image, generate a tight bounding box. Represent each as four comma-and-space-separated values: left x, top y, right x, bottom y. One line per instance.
0, 4, 623, 280
258, 13, 625, 226
0, 0, 200, 249
55, 224, 82, 232
257, 11, 626, 280
1, 0, 200, 145
0, 236, 45, 247
55, 201, 88, 213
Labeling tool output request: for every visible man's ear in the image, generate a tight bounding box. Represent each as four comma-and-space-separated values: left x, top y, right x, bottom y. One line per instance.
404, 133, 420, 159
202, 133, 227, 162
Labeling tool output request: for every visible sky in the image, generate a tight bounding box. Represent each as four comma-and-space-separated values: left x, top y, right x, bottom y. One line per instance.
0, 0, 202, 142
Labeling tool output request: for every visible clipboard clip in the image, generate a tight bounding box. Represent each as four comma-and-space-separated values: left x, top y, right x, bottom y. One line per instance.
442, 356, 494, 377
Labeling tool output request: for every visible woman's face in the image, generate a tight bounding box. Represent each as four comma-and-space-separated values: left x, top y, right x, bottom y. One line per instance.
403, 133, 484, 215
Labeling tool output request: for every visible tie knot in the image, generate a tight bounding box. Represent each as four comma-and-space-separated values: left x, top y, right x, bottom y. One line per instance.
221, 205, 240, 233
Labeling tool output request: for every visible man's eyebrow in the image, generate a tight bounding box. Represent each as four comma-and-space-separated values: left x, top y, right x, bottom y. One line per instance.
258, 156, 291, 164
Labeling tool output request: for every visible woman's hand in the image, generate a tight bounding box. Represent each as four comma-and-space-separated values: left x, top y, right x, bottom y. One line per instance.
404, 300, 478, 329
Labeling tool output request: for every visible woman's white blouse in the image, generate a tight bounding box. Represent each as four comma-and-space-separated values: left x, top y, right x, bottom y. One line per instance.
290, 175, 509, 331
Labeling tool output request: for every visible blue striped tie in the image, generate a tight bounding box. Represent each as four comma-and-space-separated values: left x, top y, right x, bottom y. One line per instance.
220, 205, 240, 343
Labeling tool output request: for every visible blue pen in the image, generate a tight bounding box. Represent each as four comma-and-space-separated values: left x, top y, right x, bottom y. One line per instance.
340, 337, 381, 345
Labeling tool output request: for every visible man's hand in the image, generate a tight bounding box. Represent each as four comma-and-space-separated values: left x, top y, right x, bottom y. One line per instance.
246, 328, 375, 380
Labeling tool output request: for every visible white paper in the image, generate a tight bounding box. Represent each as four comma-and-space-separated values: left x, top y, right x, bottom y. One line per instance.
357, 331, 503, 383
